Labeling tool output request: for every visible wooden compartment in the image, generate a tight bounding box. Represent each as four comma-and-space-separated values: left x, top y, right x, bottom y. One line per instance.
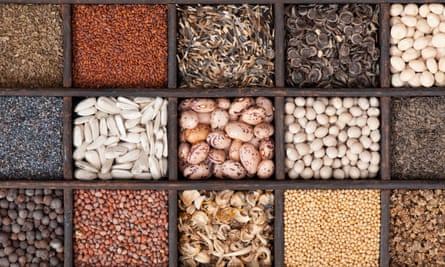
1, 1, 445, 267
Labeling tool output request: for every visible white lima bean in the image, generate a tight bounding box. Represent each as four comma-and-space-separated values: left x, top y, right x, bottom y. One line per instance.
391, 3, 445, 87
285, 97, 380, 179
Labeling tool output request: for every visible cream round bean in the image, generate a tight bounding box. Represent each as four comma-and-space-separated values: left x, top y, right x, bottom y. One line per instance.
391, 3, 445, 87
285, 97, 380, 179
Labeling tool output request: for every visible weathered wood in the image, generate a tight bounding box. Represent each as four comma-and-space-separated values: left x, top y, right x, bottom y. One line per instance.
168, 4, 177, 89
64, 189, 73, 267
168, 190, 178, 267
62, 5, 72, 88
274, 3, 285, 88
380, 190, 390, 267
168, 98, 178, 180
381, 97, 391, 180
63, 97, 73, 179
274, 189, 284, 267
274, 97, 285, 180
0, 179, 444, 189
6, 87, 445, 97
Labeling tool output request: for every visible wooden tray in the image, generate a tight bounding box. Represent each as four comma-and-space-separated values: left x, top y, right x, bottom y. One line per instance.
1, 1, 445, 266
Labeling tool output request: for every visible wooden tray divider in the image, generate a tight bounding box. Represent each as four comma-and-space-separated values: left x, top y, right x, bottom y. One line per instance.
379, 3, 391, 89
64, 189, 74, 267
380, 189, 391, 267
168, 190, 178, 267
62, 4, 72, 88
167, 97, 178, 181
274, 96, 285, 180
168, 4, 177, 89
63, 96, 73, 180
381, 96, 391, 180
274, 2, 285, 88
274, 189, 284, 267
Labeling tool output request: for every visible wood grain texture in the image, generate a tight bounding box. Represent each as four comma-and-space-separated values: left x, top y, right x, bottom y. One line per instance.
63, 97, 73, 180
380, 190, 390, 267
274, 189, 284, 267
168, 190, 178, 267
381, 97, 391, 180
1, 179, 445, 189
62, 5, 72, 88
64, 189, 73, 267
5, 87, 445, 97
168, 4, 177, 89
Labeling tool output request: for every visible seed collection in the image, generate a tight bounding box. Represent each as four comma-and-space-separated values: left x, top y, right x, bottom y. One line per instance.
2, 1, 445, 266
178, 97, 275, 179
390, 4, 445, 87
285, 4, 380, 88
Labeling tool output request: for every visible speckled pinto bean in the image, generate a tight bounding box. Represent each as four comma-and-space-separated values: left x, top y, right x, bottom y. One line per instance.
179, 97, 275, 179
74, 190, 168, 266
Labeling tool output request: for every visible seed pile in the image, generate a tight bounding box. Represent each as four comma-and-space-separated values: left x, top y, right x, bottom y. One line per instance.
390, 190, 445, 265
0, 4, 63, 88
0, 189, 64, 266
284, 190, 381, 267
391, 97, 445, 179
74, 190, 168, 266
390, 4, 445, 87
0, 97, 63, 179
285, 4, 380, 88
179, 98, 275, 179
72, 5, 168, 88
178, 190, 274, 266
73, 97, 168, 180
177, 5, 275, 88
284, 97, 381, 179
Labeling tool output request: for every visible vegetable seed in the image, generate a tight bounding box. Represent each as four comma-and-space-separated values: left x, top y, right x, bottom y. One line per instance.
285, 4, 380, 88
0, 97, 63, 179
0, 4, 63, 88
390, 189, 445, 265
177, 5, 275, 88
74, 190, 168, 266
72, 5, 168, 88
284, 189, 381, 267
0, 189, 64, 266
391, 97, 445, 179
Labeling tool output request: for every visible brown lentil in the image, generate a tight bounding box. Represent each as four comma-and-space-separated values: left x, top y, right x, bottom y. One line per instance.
0, 4, 63, 88
72, 5, 168, 88
391, 97, 445, 179
0, 189, 64, 266
177, 5, 275, 88
285, 4, 380, 88
284, 189, 380, 267
73, 190, 168, 266
390, 189, 445, 266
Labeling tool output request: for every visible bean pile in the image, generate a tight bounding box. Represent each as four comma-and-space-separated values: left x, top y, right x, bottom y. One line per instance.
0, 97, 63, 179
285, 4, 380, 88
177, 5, 275, 88
390, 190, 445, 265
178, 190, 274, 266
284, 97, 380, 179
73, 97, 168, 180
390, 4, 445, 87
284, 190, 381, 267
179, 98, 275, 179
391, 97, 445, 179
74, 190, 168, 266
0, 4, 63, 88
72, 5, 168, 88
0, 189, 64, 266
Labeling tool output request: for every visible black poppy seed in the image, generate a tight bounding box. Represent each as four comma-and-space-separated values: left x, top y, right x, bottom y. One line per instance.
0, 97, 63, 179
